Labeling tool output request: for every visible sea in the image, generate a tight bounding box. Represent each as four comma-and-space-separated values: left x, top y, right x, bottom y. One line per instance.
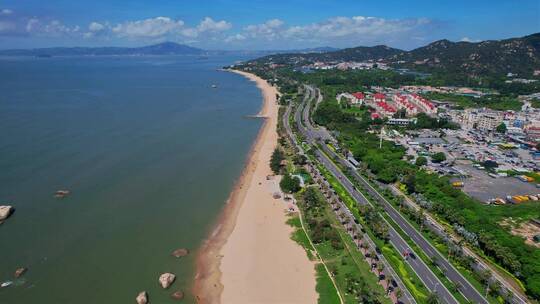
0, 55, 263, 303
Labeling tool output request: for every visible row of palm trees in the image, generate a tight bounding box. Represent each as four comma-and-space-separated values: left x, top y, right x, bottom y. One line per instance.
306, 160, 405, 303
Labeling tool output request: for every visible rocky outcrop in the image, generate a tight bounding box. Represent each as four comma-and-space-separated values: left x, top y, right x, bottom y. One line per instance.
171, 290, 184, 300
171, 248, 189, 258
135, 291, 148, 304
158, 273, 176, 289
14, 267, 27, 278
0, 206, 13, 222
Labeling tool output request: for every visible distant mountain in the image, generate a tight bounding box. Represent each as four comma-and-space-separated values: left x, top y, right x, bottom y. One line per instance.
0, 42, 204, 56
0, 42, 339, 58
252, 45, 402, 64
389, 33, 540, 77
248, 33, 540, 77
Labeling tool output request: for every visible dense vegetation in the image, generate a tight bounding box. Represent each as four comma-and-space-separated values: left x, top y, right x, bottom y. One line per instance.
280, 174, 301, 193
391, 33, 540, 79
252, 33, 540, 79
240, 60, 540, 299
297, 187, 392, 303
310, 84, 540, 299
270, 147, 285, 174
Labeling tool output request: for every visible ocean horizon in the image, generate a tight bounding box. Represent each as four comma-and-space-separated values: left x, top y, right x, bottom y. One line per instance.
0, 55, 263, 303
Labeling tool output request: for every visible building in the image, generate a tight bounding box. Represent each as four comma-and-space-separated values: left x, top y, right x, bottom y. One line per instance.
477, 111, 504, 131
409, 94, 437, 115
373, 93, 386, 103
392, 94, 418, 116
526, 127, 540, 142
375, 101, 397, 117
387, 118, 416, 126
352, 92, 365, 104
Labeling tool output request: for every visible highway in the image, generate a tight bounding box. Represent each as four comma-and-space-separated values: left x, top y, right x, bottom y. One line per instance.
295, 86, 490, 304
284, 89, 416, 304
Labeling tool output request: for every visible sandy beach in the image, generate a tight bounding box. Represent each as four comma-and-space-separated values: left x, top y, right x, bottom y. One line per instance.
193, 70, 317, 303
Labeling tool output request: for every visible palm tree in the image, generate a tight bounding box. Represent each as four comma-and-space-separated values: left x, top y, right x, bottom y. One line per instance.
394, 288, 403, 302
377, 262, 385, 275
426, 292, 440, 304
450, 281, 462, 293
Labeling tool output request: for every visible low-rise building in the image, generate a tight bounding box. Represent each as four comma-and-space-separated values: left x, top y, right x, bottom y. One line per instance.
393, 94, 418, 116
409, 94, 437, 115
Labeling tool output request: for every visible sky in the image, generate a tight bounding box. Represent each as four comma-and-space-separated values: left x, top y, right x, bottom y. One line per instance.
0, 0, 539, 50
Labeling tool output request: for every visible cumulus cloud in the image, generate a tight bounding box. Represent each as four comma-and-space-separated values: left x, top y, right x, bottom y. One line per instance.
197, 17, 231, 33
218, 15, 437, 49
25, 19, 80, 36
111, 17, 184, 38
239, 16, 431, 43
224, 33, 246, 43
89, 22, 105, 32
244, 19, 284, 40
84, 16, 231, 41
0, 12, 439, 50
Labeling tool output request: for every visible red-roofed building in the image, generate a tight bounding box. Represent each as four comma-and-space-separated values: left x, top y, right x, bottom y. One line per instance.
376, 101, 396, 116
373, 93, 386, 103
352, 92, 365, 104
408, 94, 437, 115
371, 112, 381, 120
392, 94, 418, 116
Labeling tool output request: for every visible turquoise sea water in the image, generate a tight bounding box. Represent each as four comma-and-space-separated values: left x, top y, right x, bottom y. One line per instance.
0, 55, 262, 303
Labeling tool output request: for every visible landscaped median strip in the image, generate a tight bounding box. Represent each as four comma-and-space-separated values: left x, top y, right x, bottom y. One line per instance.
315, 162, 427, 303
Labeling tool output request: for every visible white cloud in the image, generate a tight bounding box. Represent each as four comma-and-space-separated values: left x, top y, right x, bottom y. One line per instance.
25, 19, 79, 36
112, 16, 185, 38
197, 17, 231, 33
0, 13, 439, 50
242, 16, 430, 41
25, 18, 39, 32
89, 22, 105, 32
244, 19, 284, 40
227, 16, 434, 49
224, 33, 246, 43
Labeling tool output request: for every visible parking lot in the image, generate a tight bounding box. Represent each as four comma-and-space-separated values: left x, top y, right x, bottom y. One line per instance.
454, 163, 539, 202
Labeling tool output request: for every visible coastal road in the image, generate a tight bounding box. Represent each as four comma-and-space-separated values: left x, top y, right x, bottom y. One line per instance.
285, 91, 416, 304
296, 88, 490, 304
387, 185, 528, 304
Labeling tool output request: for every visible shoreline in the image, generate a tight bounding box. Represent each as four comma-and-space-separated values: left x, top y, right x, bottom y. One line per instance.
191, 69, 277, 303
192, 69, 316, 303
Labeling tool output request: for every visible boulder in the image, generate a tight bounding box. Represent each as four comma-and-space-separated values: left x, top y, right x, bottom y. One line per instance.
0, 206, 13, 221
14, 267, 27, 278
135, 291, 148, 304
170, 290, 184, 300
171, 248, 189, 258
159, 273, 176, 289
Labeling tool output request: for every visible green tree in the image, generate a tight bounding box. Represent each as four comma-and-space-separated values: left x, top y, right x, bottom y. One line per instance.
496, 123, 507, 133
293, 154, 307, 166
403, 173, 416, 193
280, 174, 301, 193
415, 156, 428, 167
426, 292, 440, 304
270, 147, 285, 174
431, 152, 446, 163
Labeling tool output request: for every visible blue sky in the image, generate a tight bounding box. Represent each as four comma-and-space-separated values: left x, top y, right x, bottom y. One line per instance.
0, 0, 539, 50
